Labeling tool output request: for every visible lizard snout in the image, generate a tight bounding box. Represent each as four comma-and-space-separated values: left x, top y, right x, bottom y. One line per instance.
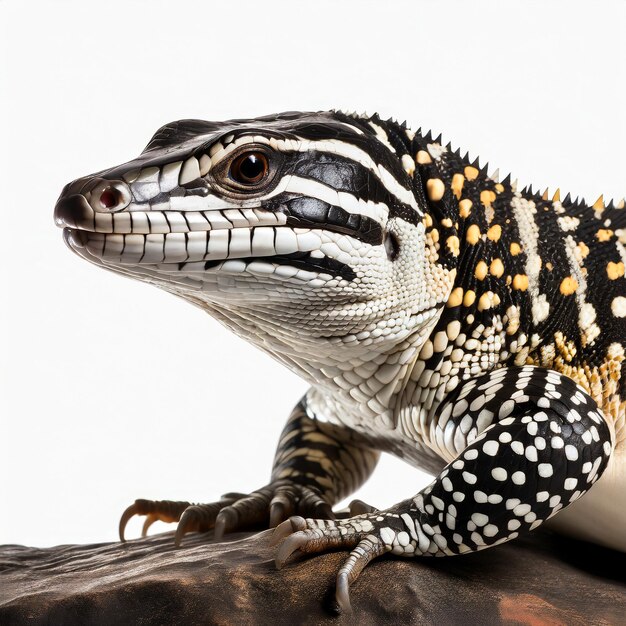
54, 176, 131, 230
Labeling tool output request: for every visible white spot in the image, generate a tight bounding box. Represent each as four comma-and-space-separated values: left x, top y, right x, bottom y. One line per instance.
474, 491, 488, 503
431, 496, 445, 511
538, 463, 553, 478
462, 471, 477, 484
513, 503, 531, 516
483, 524, 499, 537
380, 526, 395, 545
511, 441, 524, 455
511, 471, 526, 485
611, 296, 626, 317
499, 400, 515, 418
471, 513, 489, 527
564, 478, 578, 490
492, 467, 507, 481
483, 440, 499, 456
397, 531, 410, 547
525, 446, 538, 462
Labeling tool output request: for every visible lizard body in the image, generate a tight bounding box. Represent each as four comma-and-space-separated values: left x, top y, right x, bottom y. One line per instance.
54, 111, 625, 611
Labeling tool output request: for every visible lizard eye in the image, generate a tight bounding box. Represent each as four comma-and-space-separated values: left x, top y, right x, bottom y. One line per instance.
229, 151, 269, 185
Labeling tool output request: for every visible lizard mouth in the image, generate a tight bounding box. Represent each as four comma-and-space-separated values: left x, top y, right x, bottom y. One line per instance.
56, 191, 360, 283
62, 226, 356, 282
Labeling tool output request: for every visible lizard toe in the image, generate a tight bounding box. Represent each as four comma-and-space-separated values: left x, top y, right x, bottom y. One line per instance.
119, 499, 190, 542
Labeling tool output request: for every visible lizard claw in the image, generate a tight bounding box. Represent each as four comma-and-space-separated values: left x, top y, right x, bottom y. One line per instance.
335, 571, 352, 614
175, 503, 222, 547
349, 498, 379, 515
271, 513, 390, 614
119, 499, 190, 542
141, 515, 157, 538
213, 506, 239, 541
270, 515, 307, 546
275, 529, 312, 569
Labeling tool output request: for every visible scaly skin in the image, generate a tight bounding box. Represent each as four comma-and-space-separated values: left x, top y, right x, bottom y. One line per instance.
54, 111, 624, 613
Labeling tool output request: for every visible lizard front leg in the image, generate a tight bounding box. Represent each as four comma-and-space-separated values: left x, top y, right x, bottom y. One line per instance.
273, 366, 613, 612
119, 396, 380, 544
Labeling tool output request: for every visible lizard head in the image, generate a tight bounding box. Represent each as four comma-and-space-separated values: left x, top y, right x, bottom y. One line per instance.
55, 111, 455, 364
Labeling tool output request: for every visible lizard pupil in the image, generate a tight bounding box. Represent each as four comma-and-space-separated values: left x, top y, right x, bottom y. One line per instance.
230, 152, 268, 185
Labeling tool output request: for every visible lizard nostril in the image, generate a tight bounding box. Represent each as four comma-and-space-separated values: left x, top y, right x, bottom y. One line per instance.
88, 179, 131, 213
99, 188, 119, 209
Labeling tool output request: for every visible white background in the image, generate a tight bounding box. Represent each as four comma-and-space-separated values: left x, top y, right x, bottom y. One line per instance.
1, 1, 624, 547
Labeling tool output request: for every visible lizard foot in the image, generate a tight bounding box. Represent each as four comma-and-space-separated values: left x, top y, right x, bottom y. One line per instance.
119, 480, 334, 546
271, 512, 396, 614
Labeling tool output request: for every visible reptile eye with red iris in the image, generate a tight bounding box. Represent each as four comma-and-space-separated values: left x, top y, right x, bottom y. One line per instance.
229, 151, 269, 185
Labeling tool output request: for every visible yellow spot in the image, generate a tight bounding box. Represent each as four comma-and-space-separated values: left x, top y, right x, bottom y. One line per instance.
459, 198, 473, 218
441, 218, 453, 228
593, 195, 605, 211
417, 150, 432, 164
495, 183, 504, 193
446, 235, 460, 257
451, 173, 465, 200
512, 274, 529, 291
560, 276, 578, 295
487, 224, 502, 242
424, 213, 433, 228
447, 287, 464, 307
510, 242, 522, 256
578, 241, 589, 258
463, 290, 476, 306
477, 291, 500, 311
475, 261, 488, 280
490, 258, 504, 277
607, 261, 625, 280
596, 229, 613, 242
466, 224, 481, 245
545, 262, 553, 271
430, 228, 440, 243
480, 190, 497, 207
427, 178, 445, 202
464, 166, 479, 180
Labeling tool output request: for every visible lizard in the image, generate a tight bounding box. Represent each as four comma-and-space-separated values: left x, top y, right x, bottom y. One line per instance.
54, 111, 625, 613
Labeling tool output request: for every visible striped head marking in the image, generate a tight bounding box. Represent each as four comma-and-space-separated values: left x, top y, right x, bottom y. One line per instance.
55, 111, 452, 351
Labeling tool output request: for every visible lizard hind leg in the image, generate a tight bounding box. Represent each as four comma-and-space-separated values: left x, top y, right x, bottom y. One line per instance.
272, 366, 614, 613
